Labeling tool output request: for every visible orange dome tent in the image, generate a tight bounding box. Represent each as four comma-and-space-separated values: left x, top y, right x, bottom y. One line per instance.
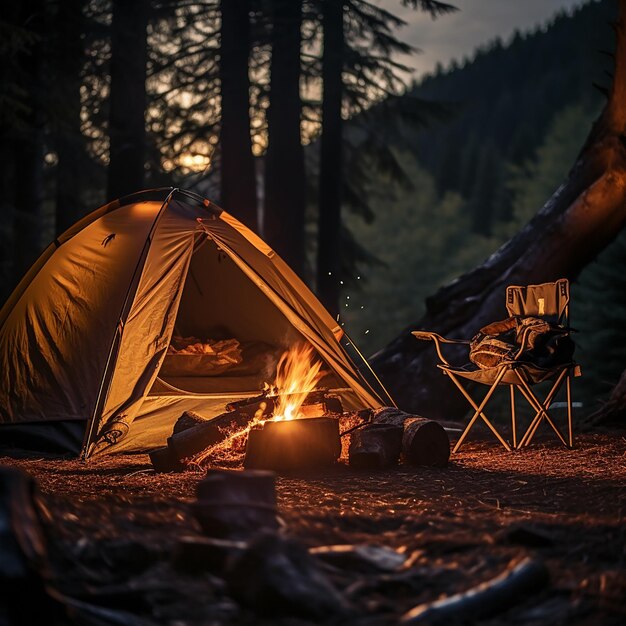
0, 189, 393, 458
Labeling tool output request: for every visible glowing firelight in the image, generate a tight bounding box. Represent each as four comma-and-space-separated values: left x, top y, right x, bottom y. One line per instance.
268, 343, 324, 422
191, 343, 324, 467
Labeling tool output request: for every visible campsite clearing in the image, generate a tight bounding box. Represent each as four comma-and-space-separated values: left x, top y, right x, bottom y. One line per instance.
2, 432, 625, 625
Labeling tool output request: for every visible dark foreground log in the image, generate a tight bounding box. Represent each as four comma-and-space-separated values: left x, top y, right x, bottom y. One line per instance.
401, 556, 549, 624
226, 533, 348, 619
244, 417, 341, 471
348, 424, 403, 469
191, 469, 278, 539
0, 468, 68, 624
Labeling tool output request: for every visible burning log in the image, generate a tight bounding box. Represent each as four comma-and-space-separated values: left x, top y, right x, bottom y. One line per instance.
348, 423, 403, 469
191, 469, 279, 539
167, 410, 258, 461
368, 408, 450, 467
225, 393, 274, 416
226, 389, 342, 418
244, 417, 341, 471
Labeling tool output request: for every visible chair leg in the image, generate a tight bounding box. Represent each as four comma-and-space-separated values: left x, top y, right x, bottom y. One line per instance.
510, 384, 517, 449
448, 368, 511, 453
517, 371, 567, 447
517, 372, 568, 447
566, 373, 573, 448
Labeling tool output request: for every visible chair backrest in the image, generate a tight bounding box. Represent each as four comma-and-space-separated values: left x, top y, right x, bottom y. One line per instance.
506, 278, 569, 325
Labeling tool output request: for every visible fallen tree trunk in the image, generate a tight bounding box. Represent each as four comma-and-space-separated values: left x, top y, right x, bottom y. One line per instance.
372, 1, 626, 421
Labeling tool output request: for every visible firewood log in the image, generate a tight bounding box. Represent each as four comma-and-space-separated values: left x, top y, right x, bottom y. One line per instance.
167, 411, 255, 461
402, 417, 450, 467
348, 423, 403, 469
225, 393, 274, 415
149, 446, 185, 473
172, 410, 206, 435
370, 408, 450, 467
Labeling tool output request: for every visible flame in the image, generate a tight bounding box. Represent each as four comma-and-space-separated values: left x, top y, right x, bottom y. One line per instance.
190, 343, 323, 468
270, 343, 323, 422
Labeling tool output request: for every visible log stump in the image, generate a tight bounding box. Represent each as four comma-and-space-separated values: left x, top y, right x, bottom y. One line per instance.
191, 469, 278, 539
244, 417, 341, 471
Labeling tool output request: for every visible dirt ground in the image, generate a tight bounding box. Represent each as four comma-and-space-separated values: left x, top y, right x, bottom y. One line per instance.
2, 431, 625, 625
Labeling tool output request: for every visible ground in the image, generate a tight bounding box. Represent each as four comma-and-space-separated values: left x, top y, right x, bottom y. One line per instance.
1, 432, 625, 625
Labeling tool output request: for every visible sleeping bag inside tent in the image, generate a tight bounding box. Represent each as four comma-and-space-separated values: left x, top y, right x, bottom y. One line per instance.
0, 188, 394, 458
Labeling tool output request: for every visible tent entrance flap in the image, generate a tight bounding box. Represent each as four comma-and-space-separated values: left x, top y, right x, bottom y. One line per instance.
153, 235, 302, 396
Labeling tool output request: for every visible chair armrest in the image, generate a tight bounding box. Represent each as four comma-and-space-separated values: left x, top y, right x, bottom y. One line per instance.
411, 331, 469, 367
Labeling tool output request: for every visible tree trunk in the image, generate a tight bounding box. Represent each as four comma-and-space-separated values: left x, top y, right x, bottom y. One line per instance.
219, 0, 258, 231
106, 0, 148, 201
13, 0, 47, 283
263, 0, 306, 277
316, 0, 345, 317
371, 1, 626, 421
54, 0, 87, 234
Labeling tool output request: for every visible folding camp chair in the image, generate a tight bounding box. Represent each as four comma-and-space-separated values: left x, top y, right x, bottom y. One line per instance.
413, 278, 581, 452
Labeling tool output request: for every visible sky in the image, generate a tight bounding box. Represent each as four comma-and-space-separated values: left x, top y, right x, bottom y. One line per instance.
381, 0, 588, 82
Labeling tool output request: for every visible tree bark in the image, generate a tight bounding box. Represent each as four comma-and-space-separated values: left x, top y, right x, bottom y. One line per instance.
13, 0, 47, 283
263, 0, 306, 277
219, 0, 258, 231
371, 0, 626, 421
106, 0, 148, 201
54, 0, 87, 234
316, 0, 345, 317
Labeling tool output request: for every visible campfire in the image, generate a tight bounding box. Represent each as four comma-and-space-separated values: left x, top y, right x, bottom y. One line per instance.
150, 343, 344, 472
149, 342, 450, 473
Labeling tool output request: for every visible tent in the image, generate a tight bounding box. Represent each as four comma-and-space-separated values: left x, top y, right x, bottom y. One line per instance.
0, 188, 393, 458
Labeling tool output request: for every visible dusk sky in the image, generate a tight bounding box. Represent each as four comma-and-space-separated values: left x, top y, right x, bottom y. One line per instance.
381, 0, 587, 81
